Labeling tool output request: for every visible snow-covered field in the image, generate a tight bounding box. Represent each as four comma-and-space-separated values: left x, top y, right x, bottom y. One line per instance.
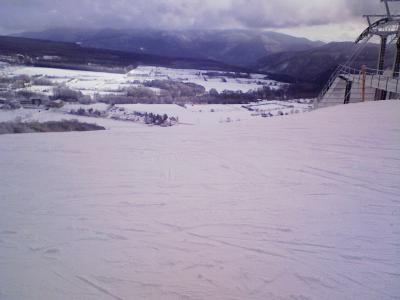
0, 100, 313, 126
0, 101, 399, 299
4, 65, 283, 96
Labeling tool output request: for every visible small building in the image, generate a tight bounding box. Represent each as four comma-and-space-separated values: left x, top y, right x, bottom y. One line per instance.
18, 97, 47, 108
31, 98, 42, 106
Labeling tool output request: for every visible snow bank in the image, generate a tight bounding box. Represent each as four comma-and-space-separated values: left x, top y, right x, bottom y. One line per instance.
0, 101, 399, 299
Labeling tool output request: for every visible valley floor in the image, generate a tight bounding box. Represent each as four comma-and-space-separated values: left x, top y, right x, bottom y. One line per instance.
0, 101, 399, 299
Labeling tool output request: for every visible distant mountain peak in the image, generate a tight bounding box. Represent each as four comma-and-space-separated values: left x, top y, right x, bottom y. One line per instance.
15, 28, 324, 68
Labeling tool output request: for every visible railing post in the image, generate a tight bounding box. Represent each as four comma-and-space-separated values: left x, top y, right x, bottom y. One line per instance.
377, 35, 387, 74
361, 65, 366, 102
375, 35, 387, 100
393, 37, 400, 78
344, 80, 353, 104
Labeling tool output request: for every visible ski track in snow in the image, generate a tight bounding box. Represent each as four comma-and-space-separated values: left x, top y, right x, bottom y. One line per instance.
0, 101, 399, 299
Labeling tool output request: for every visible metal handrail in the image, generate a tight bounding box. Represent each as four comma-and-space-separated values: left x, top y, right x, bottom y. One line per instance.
340, 65, 400, 85
315, 35, 373, 108
315, 65, 345, 107
316, 63, 400, 108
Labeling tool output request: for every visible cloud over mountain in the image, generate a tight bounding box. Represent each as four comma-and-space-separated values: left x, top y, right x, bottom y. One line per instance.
0, 0, 394, 39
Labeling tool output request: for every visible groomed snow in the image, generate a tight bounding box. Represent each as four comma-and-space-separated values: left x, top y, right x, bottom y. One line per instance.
0, 101, 399, 299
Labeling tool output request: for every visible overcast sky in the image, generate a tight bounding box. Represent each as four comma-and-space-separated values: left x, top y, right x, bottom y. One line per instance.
0, 0, 398, 41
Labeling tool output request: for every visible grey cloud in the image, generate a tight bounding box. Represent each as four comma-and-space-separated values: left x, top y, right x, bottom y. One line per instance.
0, 0, 397, 34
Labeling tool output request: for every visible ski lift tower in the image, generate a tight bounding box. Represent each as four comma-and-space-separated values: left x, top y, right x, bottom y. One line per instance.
357, 0, 400, 99
316, 0, 400, 108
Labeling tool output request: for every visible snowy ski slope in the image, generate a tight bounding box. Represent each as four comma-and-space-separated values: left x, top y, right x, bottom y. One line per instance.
0, 101, 399, 299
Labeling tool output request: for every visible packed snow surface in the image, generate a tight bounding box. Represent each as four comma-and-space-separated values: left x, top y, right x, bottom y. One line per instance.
0, 100, 313, 126
0, 101, 399, 300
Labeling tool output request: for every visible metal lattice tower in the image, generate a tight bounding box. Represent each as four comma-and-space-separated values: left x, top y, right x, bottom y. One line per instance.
315, 0, 400, 108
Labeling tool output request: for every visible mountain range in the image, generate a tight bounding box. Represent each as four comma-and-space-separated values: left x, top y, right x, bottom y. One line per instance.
16, 28, 324, 68
7, 28, 390, 95
0, 35, 241, 72
255, 42, 389, 86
